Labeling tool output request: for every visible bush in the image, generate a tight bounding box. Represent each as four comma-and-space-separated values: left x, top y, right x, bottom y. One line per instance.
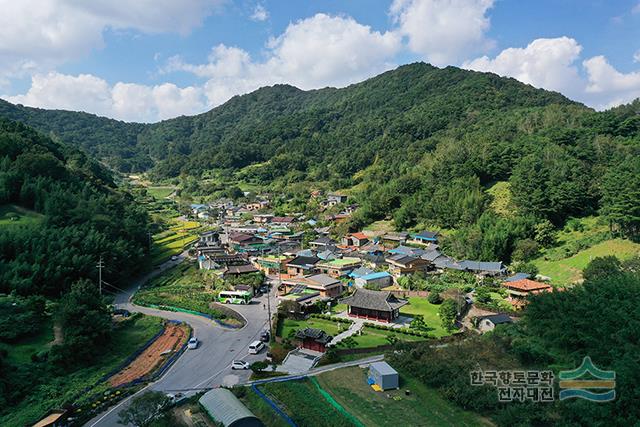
427, 292, 443, 304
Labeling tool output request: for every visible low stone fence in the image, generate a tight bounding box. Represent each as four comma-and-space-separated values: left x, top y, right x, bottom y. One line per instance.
388, 290, 429, 298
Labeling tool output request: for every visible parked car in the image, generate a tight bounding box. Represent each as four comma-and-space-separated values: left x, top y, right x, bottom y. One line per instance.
166, 392, 187, 405
170, 255, 178, 261
248, 340, 265, 354
260, 331, 270, 342
259, 285, 269, 294
231, 360, 250, 370
187, 337, 199, 349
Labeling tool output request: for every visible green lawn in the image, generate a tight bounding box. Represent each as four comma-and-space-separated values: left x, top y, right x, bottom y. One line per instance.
146, 186, 175, 200
363, 220, 394, 234
0, 315, 163, 426
331, 303, 347, 314
317, 366, 491, 427
399, 297, 452, 338
0, 204, 44, 227
0, 319, 54, 365
347, 326, 425, 348
533, 239, 640, 285
280, 317, 348, 339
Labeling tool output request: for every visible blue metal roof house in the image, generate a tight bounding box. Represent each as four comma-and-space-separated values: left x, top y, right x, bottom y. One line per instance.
411, 230, 439, 243
355, 271, 393, 289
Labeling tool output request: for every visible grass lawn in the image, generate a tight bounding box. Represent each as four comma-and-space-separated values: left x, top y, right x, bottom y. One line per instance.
363, 220, 394, 234
280, 317, 348, 339
533, 239, 640, 285
259, 378, 358, 426
0, 315, 163, 426
317, 366, 491, 427
0, 318, 54, 365
399, 297, 451, 338
134, 263, 229, 321
146, 186, 175, 200
347, 327, 425, 348
0, 204, 44, 227
331, 303, 347, 314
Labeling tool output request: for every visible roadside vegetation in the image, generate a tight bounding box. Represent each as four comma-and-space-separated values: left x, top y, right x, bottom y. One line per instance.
0, 293, 163, 426
133, 263, 229, 320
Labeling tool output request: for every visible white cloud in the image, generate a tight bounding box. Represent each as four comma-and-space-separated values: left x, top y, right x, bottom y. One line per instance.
464, 37, 640, 110
634, 50, 640, 63
633, 1, 640, 14
168, 13, 401, 106
7, 72, 206, 122
389, 0, 495, 66
0, 0, 224, 80
583, 56, 640, 108
250, 3, 268, 21
464, 37, 584, 97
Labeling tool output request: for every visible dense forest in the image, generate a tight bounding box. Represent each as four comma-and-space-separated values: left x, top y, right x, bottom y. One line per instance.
1, 63, 639, 264
0, 119, 150, 296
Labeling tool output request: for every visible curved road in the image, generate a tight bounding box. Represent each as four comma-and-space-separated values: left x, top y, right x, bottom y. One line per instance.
87, 253, 277, 426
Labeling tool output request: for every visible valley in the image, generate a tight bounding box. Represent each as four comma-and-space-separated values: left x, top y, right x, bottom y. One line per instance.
0, 62, 638, 427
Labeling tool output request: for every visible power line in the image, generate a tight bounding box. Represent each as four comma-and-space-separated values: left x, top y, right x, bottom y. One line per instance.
101, 280, 126, 293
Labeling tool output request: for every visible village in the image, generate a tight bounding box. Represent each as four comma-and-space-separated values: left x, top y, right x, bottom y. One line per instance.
140, 189, 557, 426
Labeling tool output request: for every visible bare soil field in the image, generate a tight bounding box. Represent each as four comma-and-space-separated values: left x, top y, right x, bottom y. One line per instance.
108, 323, 188, 387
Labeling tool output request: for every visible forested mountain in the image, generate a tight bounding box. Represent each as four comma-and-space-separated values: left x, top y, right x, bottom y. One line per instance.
0, 119, 150, 297
0, 101, 146, 172
1, 63, 639, 260
0, 63, 578, 177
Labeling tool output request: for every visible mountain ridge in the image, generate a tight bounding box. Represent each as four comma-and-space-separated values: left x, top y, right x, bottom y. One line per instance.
0, 62, 584, 174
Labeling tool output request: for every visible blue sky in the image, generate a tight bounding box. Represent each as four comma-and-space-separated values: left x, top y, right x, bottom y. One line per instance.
1, 0, 639, 122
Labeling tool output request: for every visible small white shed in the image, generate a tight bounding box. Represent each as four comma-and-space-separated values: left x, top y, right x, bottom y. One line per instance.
368, 361, 399, 390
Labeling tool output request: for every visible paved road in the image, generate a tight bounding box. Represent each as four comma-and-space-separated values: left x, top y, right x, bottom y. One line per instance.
87, 252, 277, 427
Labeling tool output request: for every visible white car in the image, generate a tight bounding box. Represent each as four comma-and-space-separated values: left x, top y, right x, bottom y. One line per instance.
187, 337, 199, 349
231, 360, 250, 370
248, 340, 265, 354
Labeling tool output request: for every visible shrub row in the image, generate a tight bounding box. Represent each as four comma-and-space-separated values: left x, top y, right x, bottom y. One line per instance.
363, 322, 432, 338
309, 313, 353, 324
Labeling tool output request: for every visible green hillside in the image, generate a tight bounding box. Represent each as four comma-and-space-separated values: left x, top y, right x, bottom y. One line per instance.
0, 119, 150, 297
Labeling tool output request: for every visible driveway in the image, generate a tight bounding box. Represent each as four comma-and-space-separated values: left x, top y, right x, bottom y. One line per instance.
86, 253, 276, 426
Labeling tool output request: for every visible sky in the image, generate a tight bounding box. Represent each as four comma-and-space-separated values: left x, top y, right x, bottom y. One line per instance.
0, 0, 639, 123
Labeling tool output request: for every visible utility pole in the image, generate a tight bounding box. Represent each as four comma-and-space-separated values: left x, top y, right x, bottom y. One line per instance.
97, 256, 104, 295
266, 246, 279, 339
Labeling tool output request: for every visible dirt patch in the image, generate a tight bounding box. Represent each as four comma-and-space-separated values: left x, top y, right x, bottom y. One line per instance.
108, 323, 188, 387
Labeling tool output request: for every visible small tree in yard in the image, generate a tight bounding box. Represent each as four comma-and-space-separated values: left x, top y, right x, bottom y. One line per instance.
410, 314, 430, 332
428, 292, 443, 304
118, 391, 170, 427
250, 361, 269, 373
439, 299, 458, 332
